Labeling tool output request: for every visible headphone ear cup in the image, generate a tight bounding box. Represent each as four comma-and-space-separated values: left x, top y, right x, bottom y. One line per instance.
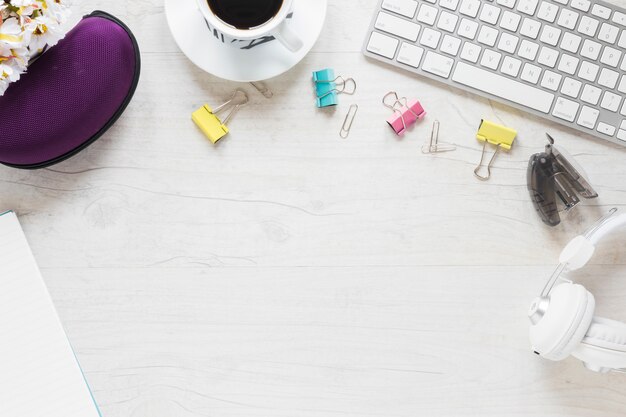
529, 283, 595, 361
572, 316, 626, 372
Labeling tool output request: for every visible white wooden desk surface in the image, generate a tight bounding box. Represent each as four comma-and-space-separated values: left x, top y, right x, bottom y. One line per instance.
1, 0, 626, 416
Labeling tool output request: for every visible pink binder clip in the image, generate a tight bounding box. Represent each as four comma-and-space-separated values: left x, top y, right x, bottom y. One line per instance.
382, 92, 426, 136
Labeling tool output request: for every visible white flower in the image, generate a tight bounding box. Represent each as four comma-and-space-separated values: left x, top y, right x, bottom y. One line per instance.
0, 18, 25, 47
25, 14, 63, 52
0, 0, 70, 96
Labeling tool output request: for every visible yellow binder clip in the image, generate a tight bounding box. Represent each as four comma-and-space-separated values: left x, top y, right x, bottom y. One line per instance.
474, 120, 517, 181
192, 89, 248, 144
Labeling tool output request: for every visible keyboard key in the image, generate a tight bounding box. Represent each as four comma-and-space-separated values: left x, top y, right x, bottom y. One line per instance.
421, 51, 454, 78
480, 4, 501, 24
600, 91, 622, 112
382, 0, 418, 18
460, 42, 481, 62
517, 0, 539, 15
592, 4, 611, 19
553, 0, 567, 5
500, 11, 522, 31
417, 4, 438, 25
579, 61, 599, 82
518, 39, 539, 60
397, 42, 424, 67
560, 32, 582, 53
552, 97, 579, 122
420, 27, 442, 48
581, 84, 602, 104
521, 62, 542, 84
458, 18, 479, 39
481, 49, 502, 69
561, 77, 582, 98
619, 76, 626, 94
557, 9, 579, 30
577, 106, 600, 129
520, 18, 541, 38
453, 62, 554, 112
376, 12, 421, 41
619, 31, 626, 48
600, 46, 622, 67
580, 39, 601, 60
622, 55, 626, 71
613, 11, 626, 27
578, 16, 599, 37
598, 68, 619, 89
541, 70, 562, 91
440, 0, 460, 11
440, 34, 462, 55
557, 54, 579, 75
501, 56, 522, 77
597, 122, 616, 136
570, 0, 590, 12
497, 0, 516, 8
537, 1, 558, 22
478, 26, 499, 46
367, 32, 399, 59
618, 129, 626, 141
459, 0, 481, 17
540, 25, 561, 46
599, 23, 619, 43
498, 32, 519, 53
622, 101, 626, 116
437, 11, 459, 32
538, 46, 558, 67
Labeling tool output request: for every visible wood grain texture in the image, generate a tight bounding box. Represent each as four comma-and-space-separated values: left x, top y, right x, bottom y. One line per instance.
1, 0, 626, 416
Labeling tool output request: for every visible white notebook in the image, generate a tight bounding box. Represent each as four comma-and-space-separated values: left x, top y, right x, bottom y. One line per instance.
0, 211, 101, 417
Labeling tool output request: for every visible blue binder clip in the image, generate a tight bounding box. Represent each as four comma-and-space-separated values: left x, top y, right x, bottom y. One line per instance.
312, 68, 356, 108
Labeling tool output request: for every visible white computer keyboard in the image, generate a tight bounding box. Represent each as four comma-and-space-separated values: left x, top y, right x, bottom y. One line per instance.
363, 0, 626, 147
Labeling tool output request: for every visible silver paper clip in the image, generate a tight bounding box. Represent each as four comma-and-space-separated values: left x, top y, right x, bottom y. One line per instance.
250, 81, 273, 98
421, 120, 456, 153
340, 104, 358, 139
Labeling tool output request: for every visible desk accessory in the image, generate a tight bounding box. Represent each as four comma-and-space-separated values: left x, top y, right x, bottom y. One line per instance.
197, 0, 303, 52
250, 81, 273, 98
0, 211, 101, 416
192, 89, 249, 144
313, 68, 357, 108
528, 134, 598, 227
382, 91, 426, 136
165, 0, 327, 82
0, 11, 141, 169
529, 208, 626, 373
363, 0, 626, 148
422, 120, 455, 154
340, 104, 359, 139
474, 120, 517, 181
0, 0, 71, 96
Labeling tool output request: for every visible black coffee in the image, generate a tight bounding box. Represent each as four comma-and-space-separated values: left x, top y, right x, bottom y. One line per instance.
208, 0, 284, 29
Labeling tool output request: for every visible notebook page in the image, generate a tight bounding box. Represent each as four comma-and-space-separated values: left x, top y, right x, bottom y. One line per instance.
0, 211, 101, 417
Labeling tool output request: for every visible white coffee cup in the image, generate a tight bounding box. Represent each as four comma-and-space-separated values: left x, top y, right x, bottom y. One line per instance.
196, 0, 303, 52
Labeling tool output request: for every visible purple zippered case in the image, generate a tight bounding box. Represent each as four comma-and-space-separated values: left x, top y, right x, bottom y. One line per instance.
0, 11, 141, 169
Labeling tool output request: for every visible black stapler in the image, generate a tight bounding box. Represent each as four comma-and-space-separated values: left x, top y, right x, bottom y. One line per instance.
527, 134, 598, 227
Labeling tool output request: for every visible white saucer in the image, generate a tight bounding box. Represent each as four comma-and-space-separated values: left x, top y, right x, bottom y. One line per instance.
165, 0, 328, 82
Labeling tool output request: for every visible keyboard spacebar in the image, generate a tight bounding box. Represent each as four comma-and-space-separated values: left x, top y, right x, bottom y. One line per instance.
451, 62, 555, 114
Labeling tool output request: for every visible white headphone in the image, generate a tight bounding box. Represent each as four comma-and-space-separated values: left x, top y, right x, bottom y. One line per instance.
528, 208, 626, 373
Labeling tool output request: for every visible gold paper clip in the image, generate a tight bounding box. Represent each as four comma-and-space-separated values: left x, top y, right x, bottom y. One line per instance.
473, 119, 517, 180
192, 89, 249, 144
422, 120, 456, 154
